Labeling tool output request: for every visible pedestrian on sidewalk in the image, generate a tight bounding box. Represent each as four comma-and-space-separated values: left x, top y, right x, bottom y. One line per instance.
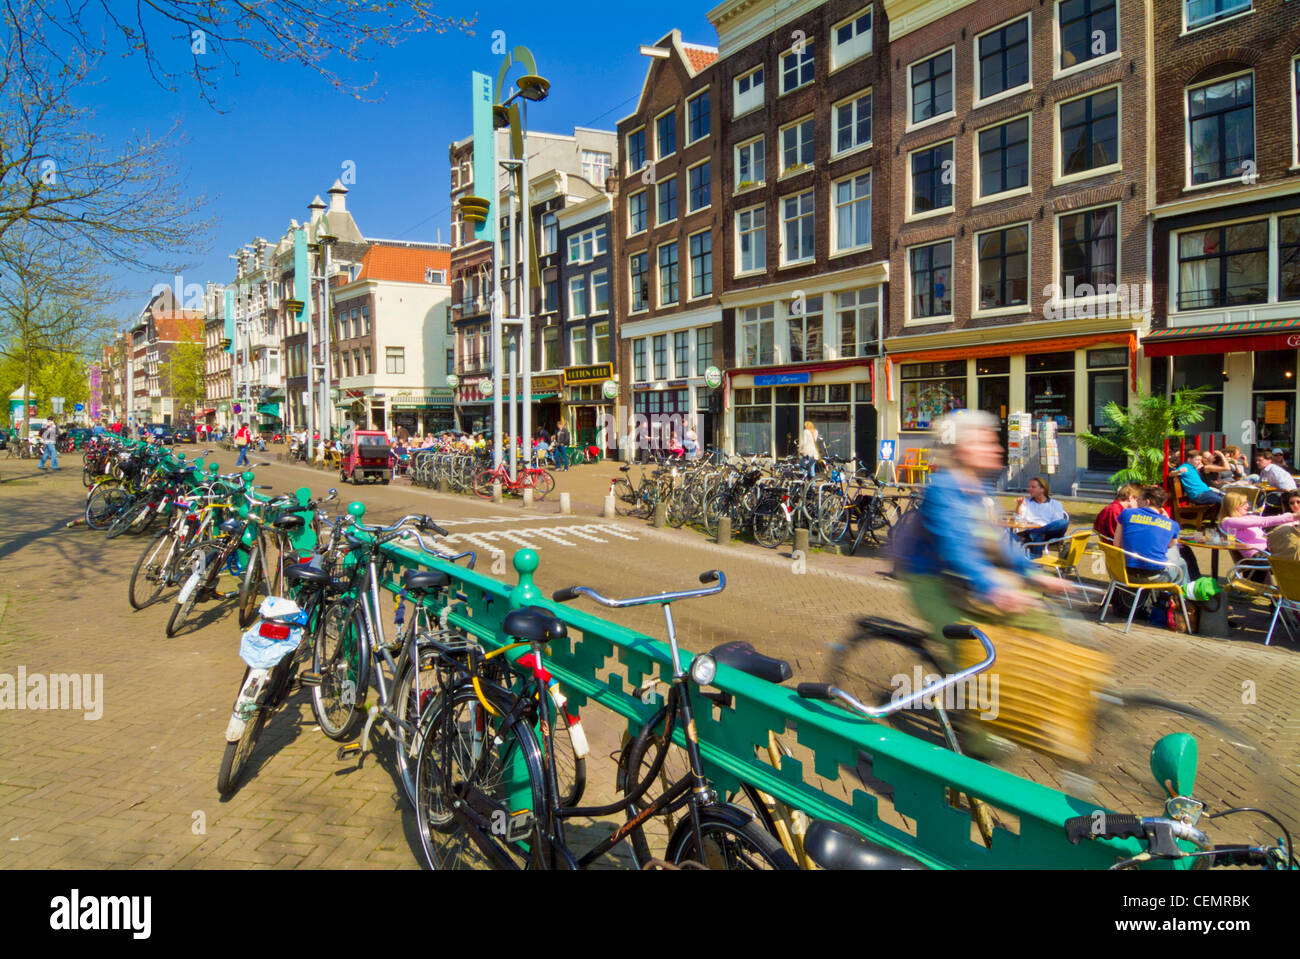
234, 422, 251, 468
554, 421, 570, 472
37, 419, 60, 471
798, 421, 820, 478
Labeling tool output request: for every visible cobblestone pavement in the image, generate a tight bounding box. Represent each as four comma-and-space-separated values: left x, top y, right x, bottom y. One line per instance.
1, 455, 1297, 868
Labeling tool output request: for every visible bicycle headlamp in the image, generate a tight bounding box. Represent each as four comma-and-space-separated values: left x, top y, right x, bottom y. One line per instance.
689, 653, 717, 687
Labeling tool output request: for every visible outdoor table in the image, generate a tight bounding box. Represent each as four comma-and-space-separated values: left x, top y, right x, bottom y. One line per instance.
1178, 530, 1241, 579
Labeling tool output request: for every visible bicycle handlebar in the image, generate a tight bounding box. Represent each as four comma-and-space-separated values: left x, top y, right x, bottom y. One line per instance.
551, 570, 726, 607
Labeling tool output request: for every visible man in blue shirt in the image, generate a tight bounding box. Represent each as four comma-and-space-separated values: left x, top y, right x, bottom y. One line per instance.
1115, 487, 1185, 583
1172, 451, 1224, 506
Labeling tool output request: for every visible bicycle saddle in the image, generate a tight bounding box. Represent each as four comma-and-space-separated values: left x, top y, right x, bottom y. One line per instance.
403, 569, 451, 592
620, 465, 631, 472
708, 641, 792, 684
218, 518, 242, 535
284, 564, 330, 585
272, 515, 305, 531
802, 820, 926, 870
503, 606, 567, 644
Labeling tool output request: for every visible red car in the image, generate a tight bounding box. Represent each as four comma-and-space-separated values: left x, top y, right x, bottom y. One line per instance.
341, 430, 393, 484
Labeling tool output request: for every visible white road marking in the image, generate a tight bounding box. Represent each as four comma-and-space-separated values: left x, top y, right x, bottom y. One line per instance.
438, 522, 640, 549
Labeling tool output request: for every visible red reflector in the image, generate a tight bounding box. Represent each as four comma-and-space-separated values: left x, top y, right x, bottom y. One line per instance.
259, 622, 291, 640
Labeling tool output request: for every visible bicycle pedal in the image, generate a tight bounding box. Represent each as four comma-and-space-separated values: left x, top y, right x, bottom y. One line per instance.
336, 743, 362, 760
299, 671, 322, 686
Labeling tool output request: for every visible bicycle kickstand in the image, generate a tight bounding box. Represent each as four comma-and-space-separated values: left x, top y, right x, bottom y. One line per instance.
336, 705, 382, 764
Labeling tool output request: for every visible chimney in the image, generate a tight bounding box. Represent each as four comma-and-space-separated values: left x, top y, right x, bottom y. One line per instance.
328, 179, 348, 214
308, 195, 326, 225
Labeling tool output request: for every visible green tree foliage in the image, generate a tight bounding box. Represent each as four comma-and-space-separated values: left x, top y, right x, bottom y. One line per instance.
1079, 384, 1212, 486
165, 340, 206, 414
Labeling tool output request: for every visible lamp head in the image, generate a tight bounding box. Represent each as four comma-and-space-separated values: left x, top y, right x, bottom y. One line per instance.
515, 74, 550, 102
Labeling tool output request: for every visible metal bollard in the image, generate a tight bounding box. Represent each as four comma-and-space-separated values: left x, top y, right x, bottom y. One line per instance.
653, 502, 667, 528
492, 481, 502, 504
603, 493, 616, 518
717, 516, 731, 546
437, 477, 449, 494
522, 488, 534, 509
559, 491, 571, 514
793, 527, 810, 557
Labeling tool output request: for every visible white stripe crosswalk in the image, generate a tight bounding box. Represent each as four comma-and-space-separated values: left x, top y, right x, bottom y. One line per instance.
438, 522, 640, 550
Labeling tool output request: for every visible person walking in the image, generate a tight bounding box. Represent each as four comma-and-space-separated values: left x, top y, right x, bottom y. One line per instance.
798, 420, 821, 478
37, 418, 60, 471
234, 421, 252, 468
554, 421, 570, 472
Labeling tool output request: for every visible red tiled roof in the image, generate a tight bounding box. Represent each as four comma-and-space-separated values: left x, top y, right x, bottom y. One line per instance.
356, 244, 451, 284
682, 44, 718, 73
152, 314, 203, 342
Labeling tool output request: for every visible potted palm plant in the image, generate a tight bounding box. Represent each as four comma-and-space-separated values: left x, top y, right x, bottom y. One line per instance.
1079, 383, 1211, 486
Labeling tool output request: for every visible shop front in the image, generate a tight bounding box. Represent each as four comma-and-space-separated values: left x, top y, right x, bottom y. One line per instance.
455, 377, 493, 435
725, 360, 877, 468
563, 363, 616, 453
390, 389, 456, 438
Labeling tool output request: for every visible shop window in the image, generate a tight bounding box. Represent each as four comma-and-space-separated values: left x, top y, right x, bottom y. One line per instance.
1026, 350, 1075, 432
788, 295, 824, 362
900, 360, 967, 430
1282, 214, 1300, 302
741, 304, 775, 366
1172, 353, 1224, 432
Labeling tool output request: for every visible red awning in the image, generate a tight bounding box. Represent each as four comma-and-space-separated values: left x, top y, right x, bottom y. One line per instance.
1143, 318, 1300, 357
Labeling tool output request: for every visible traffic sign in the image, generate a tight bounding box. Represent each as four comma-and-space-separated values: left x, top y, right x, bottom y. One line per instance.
74, 403, 85, 413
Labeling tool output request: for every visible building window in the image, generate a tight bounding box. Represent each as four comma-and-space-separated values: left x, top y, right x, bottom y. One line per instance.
689, 161, 711, 211
788, 295, 824, 362
633, 338, 647, 381
1026, 351, 1075, 432
910, 49, 954, 124
781, 41, 815, 93
837, 287, 879, 357
569, 276, 587, 318
901, 360, 967, 430
657, 177, 677, 225
1059, 205, 1117, 291
741, 305, 775, 366
780, 117, 815, 174
735, 66, 765, 117
591, 269, 609, 313
696, 327, 713, 375
736, 137, 766, 188
582, 150, 611, 184
1281, 214, 1300, 302
542, 213, 557, 255
688, 90, 710, 143
656, 110, 676, 159
1059, 0, 1117, 70
629, 190, 647, 235
1177, 220, 1268, 309
585, 321, 606, 364
685, 230, 712, 299
543, 326, 559, 370
627, 127, 646, 174
781, 191, 815, 265
1060, 87, 1119, 176
386, 346, 404, 375
673, 331, 690, 377
977, 224, 1030, 310
832, 7, 873, 70
1188, 73, 1254, 186
1185, 0, 1251, 31
833, 90, 872, 155
978, 115, 1030, 196
544, 278, 558, 313
977, 17, 1030, 99
659, 242, 680, 306
446, 349, 455, 375
910, 141, 954, 214
833, 171, 872, 252
910, 241, 953, 318
737, 206, 767, 273
630, 252, 649, 311
572, 327, 589, 367
653, 334, 668, 379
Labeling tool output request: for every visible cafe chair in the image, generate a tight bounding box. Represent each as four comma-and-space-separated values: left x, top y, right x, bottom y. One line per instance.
1169, 476, 1213, 531
1263, 556, 1300, 646
1033, 528, 1099, 609
1097, 543, 1190, 634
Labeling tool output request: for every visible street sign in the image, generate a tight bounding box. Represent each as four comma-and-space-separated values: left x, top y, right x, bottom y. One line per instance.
74, 403, 85, 412
879, 439, 896, 462
232, 403, 242, 414
51, 396, 65, 414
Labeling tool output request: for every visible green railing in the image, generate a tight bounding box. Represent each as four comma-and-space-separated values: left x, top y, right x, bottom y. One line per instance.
146, 441, 1154, 869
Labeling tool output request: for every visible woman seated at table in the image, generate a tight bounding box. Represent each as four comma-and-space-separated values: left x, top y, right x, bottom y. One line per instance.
1218, 489, 1300, 559
1013, 476, 1069, 556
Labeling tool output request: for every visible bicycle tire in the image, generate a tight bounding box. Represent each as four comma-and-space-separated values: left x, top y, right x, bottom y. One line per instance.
753, 508, 792, 550
612, 477, 636, 516
217, 670, 269, 797
665, 809, 799, 870
817, 490, 849, 543
310, 601, 368, 741
529, 470, 555, 500
166, 542, 214, 638
238, 545, 267, 629
391, 646, 441, 808
105, 498, 147, 540
415, 682, 547, 870
128, 530, 179, 610
472, 468, 499, 500
84, 482, 129, 530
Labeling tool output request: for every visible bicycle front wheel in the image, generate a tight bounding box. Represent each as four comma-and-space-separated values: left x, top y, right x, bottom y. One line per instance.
612, 477, 636, 516
528, 470, 555, 500
238, 545, 267, 628
128, 529, 179, 610
310, 601, 368, 741
665, 809, 798, 870
471, 468, 499, 500
753, 509, 792, 549
85, 482, 129, 530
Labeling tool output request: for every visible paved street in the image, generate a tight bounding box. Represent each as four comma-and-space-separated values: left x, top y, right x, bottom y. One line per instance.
1, 455, 1298, 868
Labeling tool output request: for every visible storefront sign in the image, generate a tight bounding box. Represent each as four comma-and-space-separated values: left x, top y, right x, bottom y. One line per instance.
601, 380, 618, 399
879, 439, 895, 462
1265, 400, 1287, 424
446, 374, 459, 388
564, 363, 613, 385
528, 375, 561, 393
704, 366, 722, 389
754, 372, 810, 386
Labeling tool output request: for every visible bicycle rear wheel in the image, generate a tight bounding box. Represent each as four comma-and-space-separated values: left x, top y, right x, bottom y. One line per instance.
310, 601, 368, 741
128, 530, 179, 610
753, 508, 792, 549
528, 470, 555, 500
471, 468, 499, 500
238, 545, 267, 628
612, 477, 636, 516
665, 809, 798, 870
85, 482, 129, 530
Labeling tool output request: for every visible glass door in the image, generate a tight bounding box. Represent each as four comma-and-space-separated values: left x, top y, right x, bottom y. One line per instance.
1088, 370, 1127, 471
977, 376, 1010, 451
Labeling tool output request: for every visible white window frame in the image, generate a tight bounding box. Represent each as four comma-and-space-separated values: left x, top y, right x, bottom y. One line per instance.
973, 112, 1033, 206
831, 88, 873, 160
734, 65, 765, 119
385, 346, 405, 375
780, 40, 816, 95
1050, 201, 1123, 314
735, 135, 766, 192
834, 286, 880, 358
830, 6, 873, 73
571, 326, 589, 368
739, 304, 776, 367
972, 13, 1033, 108
906, 45, 956, 133
905, 238, 956, 326
593, 321, 611, 364
654, 107, 677, 161
657, 240, 680, 308
972, 221, 1033, 317
831, 169, 873, 256
569, 276, 587, 319
629, 252, 650, 314
1054, 82, 1123, 185
687, 159, 712, 213
779, 114, 816, 177
1168, 212, 1276, 315
686, 86, 711, 146
626, 125, 647, 175
906, 138, 956, 222
591, 268, 610, 315
633, 338, 648, 382
541, 213, 558, 255
657, 177, 678, 227
1293, 56, 1300, 170
628, 189, 648, 237
1052, 0, 1122, 80
1183, 68, 1256, 191
736, 204, 767, 276
582, 150, 612, 185
779, 189, 816, 267
1182, 0, 1252, 34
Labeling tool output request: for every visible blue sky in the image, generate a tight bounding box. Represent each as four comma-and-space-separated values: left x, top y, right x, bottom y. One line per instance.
84, 1, 720, 325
